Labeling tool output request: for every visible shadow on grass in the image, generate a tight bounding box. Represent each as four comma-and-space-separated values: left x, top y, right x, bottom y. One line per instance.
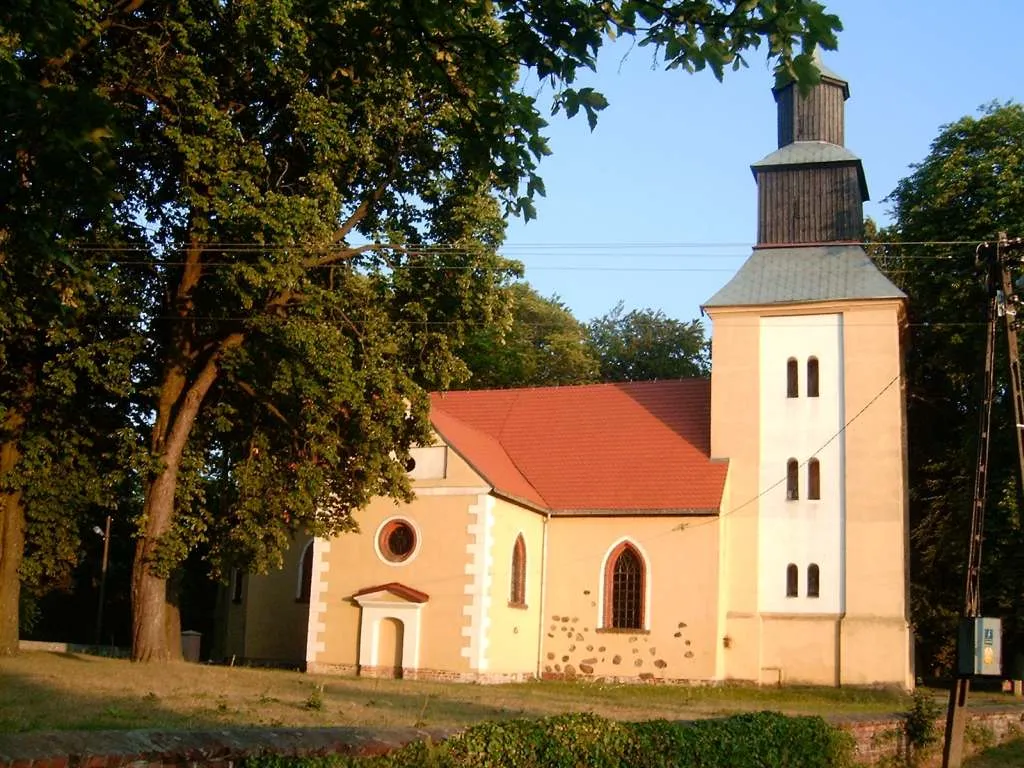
0, 667, 231, 733
0, 654, 550, 734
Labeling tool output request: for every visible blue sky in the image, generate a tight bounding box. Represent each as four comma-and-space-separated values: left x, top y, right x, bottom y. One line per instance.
501, 0, 1024, 323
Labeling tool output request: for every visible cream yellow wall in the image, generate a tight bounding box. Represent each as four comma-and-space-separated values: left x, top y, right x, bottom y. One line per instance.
485, 498, 546, 675
235, 535, 312, 663
709, 298, 912, 688
840, 299, 912, 686
314, 492, 478, 673
707, 308, 762, 681
759, 616, 840, 685
541, 515, 720, 681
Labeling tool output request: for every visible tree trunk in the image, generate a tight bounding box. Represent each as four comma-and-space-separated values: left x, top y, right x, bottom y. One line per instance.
131, 461, 180, 661
130, 332, 244, 662
0, 437, 24, 656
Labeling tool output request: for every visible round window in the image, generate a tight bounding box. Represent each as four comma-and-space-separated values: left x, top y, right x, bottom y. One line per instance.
379, 520, 417, 563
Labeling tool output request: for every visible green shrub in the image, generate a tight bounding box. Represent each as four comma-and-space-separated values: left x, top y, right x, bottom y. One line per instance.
244, 711, 855, 768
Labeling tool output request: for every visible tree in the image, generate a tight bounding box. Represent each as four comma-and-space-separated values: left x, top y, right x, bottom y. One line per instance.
587, 302, 709, 381
1, 0, 840, 660
461, 283, 599, 388
876, 102, 1024, 675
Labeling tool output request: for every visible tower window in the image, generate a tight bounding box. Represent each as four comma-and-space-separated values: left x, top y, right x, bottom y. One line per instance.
786, 459, 799, 500
604, 542, 645, 630
786, 564, 799, 598
807, 564, 820, 598
807, 357, 820, 398
807, 458, 821, 500
786, 358, 799, 398
510, 535, 526, 607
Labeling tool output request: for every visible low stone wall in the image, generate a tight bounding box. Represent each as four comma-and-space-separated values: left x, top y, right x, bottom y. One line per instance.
1, 710, 1022, 767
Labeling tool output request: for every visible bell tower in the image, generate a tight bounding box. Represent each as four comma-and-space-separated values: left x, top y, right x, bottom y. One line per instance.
704, 53, 913, 688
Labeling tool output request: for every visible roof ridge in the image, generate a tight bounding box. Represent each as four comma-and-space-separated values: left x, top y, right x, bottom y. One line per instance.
430, 405, 551, 509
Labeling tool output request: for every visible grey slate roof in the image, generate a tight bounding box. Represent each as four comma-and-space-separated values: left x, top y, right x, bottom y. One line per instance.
751, 141, 869, 200
752, 141, 860, 168
702, 245, 906, 309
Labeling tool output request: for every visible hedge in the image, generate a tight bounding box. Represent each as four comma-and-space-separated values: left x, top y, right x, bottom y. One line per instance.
246, 711, 855, 768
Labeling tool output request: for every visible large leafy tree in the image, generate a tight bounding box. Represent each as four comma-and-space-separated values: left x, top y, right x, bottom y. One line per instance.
1, 0, 840, 660
588, 302, 709, 381
461, 283, 599, 388
876, 103, 1024, 675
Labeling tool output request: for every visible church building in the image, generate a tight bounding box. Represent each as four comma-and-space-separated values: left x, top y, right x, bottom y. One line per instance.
223, 56, 913, 688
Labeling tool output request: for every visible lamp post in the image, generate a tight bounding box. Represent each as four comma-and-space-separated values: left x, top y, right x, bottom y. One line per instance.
93, 515, 111, 646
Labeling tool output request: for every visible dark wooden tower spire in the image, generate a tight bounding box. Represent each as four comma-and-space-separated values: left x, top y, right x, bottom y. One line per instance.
753, 52, 867, 246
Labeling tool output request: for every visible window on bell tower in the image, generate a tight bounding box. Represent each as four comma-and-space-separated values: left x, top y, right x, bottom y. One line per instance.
807, 357, 820, 398
786, 459, 799, 500
787, 358, 799, 397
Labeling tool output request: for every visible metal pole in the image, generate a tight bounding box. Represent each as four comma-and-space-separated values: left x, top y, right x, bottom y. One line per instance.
942, 234, 1024, 768
93, 515, 111, 645
941, 249, 1000, 768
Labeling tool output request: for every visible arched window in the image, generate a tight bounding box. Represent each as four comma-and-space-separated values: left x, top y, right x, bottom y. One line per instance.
807, 564, 820, 598
786, 564, 799, 598
786, 459, 799, 500
604, 542, 645, 630
297, 541, 314, 603
231, 569, 244, 604
807, 357, 820, 398
510, 535, 526, 607
786, 358, 799, 398
807, 458, 821, 500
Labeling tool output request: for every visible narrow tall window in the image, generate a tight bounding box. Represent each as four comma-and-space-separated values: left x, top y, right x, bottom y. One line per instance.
786, 459, 799, 500
807, 564, 820, 598
807, 357, 820, 398
604, 543, 645, 630
807, 458, 821, 500
786, 564, 799, 598
231, 569, 244, 604
510, 535, 527, 607
786, 358, 799, 398
297, 541, 314, 603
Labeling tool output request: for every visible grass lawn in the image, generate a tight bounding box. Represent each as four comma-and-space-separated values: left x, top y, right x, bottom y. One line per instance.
0, 650, 927, 733
965, 738, 1024, 767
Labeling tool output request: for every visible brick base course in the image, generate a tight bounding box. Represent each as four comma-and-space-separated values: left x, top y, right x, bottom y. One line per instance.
1, 710, 1022, 767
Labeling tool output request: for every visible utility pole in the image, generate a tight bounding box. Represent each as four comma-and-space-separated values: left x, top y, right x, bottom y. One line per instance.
942, 233, 1024, 768
93, 514, 111, 646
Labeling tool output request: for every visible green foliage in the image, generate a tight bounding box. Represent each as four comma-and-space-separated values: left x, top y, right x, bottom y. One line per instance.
901, 690, 941, 754
304, 684, 325, 711
243, 711, 855, 768
0, 0, 842, 655
460, 283, 599, 389
587, 302, 710, 382
875, 102, 1024, 675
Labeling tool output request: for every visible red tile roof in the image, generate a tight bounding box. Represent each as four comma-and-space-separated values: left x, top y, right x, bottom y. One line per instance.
352, 582, 430, 603
429, 380, 727, 515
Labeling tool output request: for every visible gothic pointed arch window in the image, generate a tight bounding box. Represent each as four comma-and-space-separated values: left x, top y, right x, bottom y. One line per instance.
297, 540, 314, 603
786, 459, 799, 500
603, 542, 646, 630
510, 534, 527, 608
807, 357, 820, 398
807, 563, 820, 598
786, 564, 799, 598
807, 458, 821, 501
787, 357, 799, 398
